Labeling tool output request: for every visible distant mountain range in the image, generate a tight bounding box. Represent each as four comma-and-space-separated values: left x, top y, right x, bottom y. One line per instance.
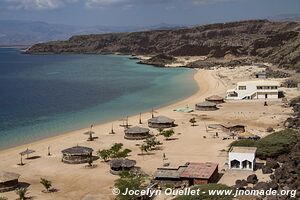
0, 20, 187, 46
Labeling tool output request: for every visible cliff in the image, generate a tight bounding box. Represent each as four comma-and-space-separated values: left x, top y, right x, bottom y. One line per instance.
27, 20, 300, 71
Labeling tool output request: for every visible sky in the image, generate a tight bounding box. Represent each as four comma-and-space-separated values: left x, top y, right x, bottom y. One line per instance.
0, 0, 299, 26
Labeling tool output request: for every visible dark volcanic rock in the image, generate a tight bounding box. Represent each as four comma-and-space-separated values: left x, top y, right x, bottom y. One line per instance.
138, 54, 176, 67
247, 174, 258, 184
282, 79, 299, 88
27, 20, 300, 72
266, 158, 280, 169
265, 68, 291, 78
254, 182, 271, 191
262, 165, 274, 174
235, 179, 248, 189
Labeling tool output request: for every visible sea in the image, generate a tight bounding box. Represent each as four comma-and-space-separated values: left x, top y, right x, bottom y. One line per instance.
0, 48, 197, 150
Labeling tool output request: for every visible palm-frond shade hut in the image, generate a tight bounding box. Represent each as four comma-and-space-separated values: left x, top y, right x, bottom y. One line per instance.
20, 149, 35, 158
0, 171, 20, 193
148, 116, 175, 128
109, 159, 136, 175
205, 95, 225, 104
195, 101, 218, 111
124, 126, 151, 140
61, 146, 93, 164
221, 123, 245, 134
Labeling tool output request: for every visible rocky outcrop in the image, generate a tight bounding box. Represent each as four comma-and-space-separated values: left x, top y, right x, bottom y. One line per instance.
27, 20, 300, 72
138, 54, 176, 67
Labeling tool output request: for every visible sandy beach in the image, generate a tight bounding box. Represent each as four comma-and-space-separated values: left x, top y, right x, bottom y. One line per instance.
0, 65, 299, 200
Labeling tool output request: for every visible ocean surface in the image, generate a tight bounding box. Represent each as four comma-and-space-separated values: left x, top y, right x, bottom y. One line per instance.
0, 48, 197, 150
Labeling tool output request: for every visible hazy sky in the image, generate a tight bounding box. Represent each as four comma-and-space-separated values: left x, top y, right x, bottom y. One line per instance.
0, 0, 299, 26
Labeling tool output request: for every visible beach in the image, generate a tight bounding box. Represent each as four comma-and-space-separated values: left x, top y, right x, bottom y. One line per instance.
0, 66, 299, 200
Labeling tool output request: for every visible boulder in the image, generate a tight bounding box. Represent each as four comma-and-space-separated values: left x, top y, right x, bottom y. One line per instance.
247, 174, 258, 184
235, 179, 248, 188
266, 158, 280, 169
262, 165, 273, 174
254, 182, 270, 191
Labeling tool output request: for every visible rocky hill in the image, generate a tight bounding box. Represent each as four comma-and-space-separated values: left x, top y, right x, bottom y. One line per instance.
27, 20, 300, 71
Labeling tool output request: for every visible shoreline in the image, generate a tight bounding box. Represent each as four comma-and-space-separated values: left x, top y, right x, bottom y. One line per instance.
0, 68, 203, 154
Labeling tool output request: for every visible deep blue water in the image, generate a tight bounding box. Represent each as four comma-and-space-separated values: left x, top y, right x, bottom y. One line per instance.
0, 48, 197, 149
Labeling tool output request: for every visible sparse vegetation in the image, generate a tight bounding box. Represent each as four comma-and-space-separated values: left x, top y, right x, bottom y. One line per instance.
114, 172, 147, 200
174, 184, 234, 200
97, 143, 132, 161
40, 178, 52, 192
16, 187, 28, 200
230, 129, 297, 159
161, 129, 175, 140
189, 117, 197, 126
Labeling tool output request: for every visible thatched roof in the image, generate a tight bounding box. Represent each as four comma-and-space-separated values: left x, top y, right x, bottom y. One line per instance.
148, 116, 175, 124
0, 171, 20, 182
110, 159, 136, 168
196, 101, 217, 107
205, 95, 224, 101
221, 122, 245, 128
61, 146, 93, 155
20, 148, 35, 156
125, 126, 150, 134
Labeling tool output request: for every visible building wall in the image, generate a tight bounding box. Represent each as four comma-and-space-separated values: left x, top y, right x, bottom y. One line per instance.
227, 82, 279, 100
229, 152, 255, 171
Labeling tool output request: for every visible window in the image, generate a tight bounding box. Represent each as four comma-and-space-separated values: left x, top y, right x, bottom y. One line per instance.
238, 86, 246, 90
257, 86, 263, 90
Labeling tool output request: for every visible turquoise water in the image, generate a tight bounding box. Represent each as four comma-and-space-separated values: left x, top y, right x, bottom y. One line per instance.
0, 48, 197, 150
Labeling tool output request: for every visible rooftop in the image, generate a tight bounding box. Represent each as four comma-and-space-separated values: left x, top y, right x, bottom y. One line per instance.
196, 101, 217, 107
237, 80, 280, 86
154, 166, 187, 179
148, 116, 175, 124
110, 159, 136, 168
230, 146, 257, 154
124, 126, 150, 134
205, 95, 224, 101
61, 145, 93, 155
180, 162, 218, 179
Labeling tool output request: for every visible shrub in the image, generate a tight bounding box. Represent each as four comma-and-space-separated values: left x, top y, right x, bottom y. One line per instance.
230, 129, 297, 159
40, 178, 52, 192
97, 143, 132, 161
15, 188, 27, 200
161, 129, 175, 140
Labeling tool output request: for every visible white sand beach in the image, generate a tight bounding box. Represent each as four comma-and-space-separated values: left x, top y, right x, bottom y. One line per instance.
0, 66, 299, 200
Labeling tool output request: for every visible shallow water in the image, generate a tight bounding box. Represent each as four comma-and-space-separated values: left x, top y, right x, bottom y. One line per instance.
0, 48, 197, 149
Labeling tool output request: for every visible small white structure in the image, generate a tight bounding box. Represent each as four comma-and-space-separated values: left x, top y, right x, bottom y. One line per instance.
226, 80, 280, 100
255, 71, 267, 79
228, 146, 257, 171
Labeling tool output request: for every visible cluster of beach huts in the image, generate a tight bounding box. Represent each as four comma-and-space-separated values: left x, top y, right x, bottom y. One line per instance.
1, 78, 280, 194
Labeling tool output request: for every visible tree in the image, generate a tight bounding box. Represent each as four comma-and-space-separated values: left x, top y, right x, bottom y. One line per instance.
145, 137, 162, 150
111, 143, 124, 154
97, 149, 111, 162
16, 188, 27, 200
158, 127, 164, 134
40, 178, 52, 192
161, 129, 175, 140
115, 172, 146, 200
139, 144, 149, 155
114, 148, 132, 158
189, 117, 197, 126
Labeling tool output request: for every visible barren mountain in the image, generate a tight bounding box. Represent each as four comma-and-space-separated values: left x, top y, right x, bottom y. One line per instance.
27, 20, 300, 71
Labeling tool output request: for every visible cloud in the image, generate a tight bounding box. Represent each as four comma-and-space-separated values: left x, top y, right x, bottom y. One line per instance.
5, 0, 78, 10
85, 0, 239, 8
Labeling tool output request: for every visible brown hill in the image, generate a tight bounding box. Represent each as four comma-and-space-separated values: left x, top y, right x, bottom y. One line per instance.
27, 19, 300, 71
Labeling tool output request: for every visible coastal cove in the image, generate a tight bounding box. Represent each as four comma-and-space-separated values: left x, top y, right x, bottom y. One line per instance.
0, 48, 197, 150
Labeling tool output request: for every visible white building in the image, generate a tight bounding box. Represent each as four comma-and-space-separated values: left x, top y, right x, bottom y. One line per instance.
228, 146, 257, 171
226, 80, 280, 100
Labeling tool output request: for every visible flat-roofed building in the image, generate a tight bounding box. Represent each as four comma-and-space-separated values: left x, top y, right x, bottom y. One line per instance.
229, 146, 257, 171
226, 80, 280, 100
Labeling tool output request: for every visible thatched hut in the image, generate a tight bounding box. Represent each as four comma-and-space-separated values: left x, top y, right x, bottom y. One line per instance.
195, 101, 218, 111
109, 159, 136, 175
124, 126, 151, 140
148, 116, 175, 128
205, 95, 225, 104
0, 171, 20, 193
61, 146, 94, 164
221, 123, 245, 134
